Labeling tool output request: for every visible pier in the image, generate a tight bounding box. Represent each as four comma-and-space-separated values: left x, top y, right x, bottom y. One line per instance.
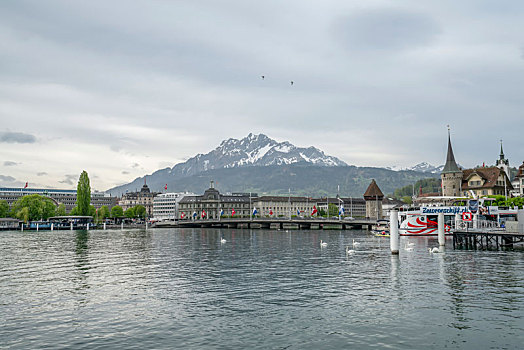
453, 230, 524, 250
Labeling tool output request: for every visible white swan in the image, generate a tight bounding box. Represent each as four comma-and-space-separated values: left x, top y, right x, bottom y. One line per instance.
220, 237, 227, 244
406, 242, 415, 247
320, 240, 328, 247
428, 247, 439, 253
346, 246, 355, 255
352, 239, 361, 247
404, 245, 414, 252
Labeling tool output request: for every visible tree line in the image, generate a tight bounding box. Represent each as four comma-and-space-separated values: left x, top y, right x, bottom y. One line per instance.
0, 170, 146, 222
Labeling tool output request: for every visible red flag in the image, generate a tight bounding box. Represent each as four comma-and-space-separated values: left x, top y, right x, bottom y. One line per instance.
24, 182, 28, 189
269, 209, 273, 216
201, 210, 206, 218
165, 184, 168, 190
181, 212, 186, 219
311, 206, 317, 216
232, 208, 236, 216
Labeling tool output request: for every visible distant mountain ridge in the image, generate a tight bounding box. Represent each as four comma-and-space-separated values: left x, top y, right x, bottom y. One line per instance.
107, 133, 439, 197
387, 162, 444, 174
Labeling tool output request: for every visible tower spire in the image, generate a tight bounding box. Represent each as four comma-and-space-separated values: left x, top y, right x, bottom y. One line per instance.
442, 126, 460, 173
499, 139, 504, 160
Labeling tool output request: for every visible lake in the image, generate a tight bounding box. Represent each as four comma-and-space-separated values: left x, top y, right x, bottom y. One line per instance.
1, 228, 523, 349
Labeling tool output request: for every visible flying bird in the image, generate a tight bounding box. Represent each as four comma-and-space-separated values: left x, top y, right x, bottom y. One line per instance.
290, 81, 294, 86
261, 75, 265, 80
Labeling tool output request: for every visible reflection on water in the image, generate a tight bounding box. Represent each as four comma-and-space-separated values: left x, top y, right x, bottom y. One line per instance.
0, 228, 523, 349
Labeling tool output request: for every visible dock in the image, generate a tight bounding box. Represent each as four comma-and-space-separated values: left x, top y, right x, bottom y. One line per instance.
453, 230, 524, 250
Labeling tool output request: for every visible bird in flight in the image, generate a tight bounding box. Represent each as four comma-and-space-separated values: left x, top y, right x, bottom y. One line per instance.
261, 75, 265, 80
290, 81, 294, 86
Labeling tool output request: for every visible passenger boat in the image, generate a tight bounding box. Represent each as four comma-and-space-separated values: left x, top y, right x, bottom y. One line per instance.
397, 201, 518, 236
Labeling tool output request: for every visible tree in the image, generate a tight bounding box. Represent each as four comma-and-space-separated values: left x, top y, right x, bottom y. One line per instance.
76, 171, 91, 216
134, 205, 147, 219
56, 203, 67, 216
111, 205, 124, 218
328, 203, 338, 217
70, 206, 79, 215
0, 200, 9, 218
98, 206, 110, 221
11, 194, 56, 222
124, 207, 136, 218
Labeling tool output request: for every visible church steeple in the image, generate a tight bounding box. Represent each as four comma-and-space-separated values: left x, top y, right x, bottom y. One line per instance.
499, 140, 505, 160
442, 126, 460, 173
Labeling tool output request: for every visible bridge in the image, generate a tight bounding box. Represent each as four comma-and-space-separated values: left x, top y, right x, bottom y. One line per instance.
153, 218, 379, 230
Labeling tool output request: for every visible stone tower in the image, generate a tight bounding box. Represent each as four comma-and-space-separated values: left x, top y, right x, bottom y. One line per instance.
441, 129, 462, 197
364, 179, 384, 219
496, 140, 510, 178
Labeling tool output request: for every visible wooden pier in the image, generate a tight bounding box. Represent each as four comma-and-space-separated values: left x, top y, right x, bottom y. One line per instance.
453, 230, 524, 250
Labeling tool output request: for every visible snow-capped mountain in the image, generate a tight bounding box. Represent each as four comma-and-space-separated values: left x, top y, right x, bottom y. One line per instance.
387, 162, 444, 174
169, 133, 347, 177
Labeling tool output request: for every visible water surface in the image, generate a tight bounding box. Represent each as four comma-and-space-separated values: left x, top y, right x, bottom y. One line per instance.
1, 228, 523, 349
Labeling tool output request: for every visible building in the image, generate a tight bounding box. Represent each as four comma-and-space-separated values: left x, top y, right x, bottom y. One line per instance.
363, 179, 384, 219
512, 161, 524, 197
460, 167, 513, 198
118, 181, 158, 217
495, 140, 510, 179
252, 196, 317, 218
152, 192, 195, 221
178, 182, 252, 219
0, 187, 117, 211
441, 130, 463, 197
314, 197, 366, 218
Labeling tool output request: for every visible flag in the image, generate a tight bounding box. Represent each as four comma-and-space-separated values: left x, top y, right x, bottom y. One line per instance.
269, 208, 273, 216
193, 212, 197, 218
339, 206, 344, 215
220, 209, 224, 216
297, 209, 300, 216
201, 210, 206, 218
232, 208, 236, 216
252, 207, 258, 216
311, 206, 317, 216
165, 184, 168, 190
24, 182, 28, 189
181, 212, 186, 219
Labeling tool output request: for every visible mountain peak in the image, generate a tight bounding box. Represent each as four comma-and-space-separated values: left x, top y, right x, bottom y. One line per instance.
170, 133, 347, 177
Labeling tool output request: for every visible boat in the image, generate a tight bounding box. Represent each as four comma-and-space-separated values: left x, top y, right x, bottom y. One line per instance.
397, 200, 518, 236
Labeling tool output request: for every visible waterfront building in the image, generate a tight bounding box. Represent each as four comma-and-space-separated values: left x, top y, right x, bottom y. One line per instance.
152, 192, 195, 221
178, 182, 252, 219
512, 161, 524, 197
314, 197, 366, 218
460, 167, 513, 198
441, 131, 463, 197
0, 187, 117, 211
118, 180, 158, 217
252, 196, 317, 218
364, 179, 384, 219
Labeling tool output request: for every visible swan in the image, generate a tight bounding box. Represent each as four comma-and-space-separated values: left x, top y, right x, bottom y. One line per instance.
428, 247, 439, 253
220, 237, 226, 244
404, 245, 414, 251
352, 239, 361, 247
406, 242, 415, 247
345, 246, 355, 254
320, 240, 328, 247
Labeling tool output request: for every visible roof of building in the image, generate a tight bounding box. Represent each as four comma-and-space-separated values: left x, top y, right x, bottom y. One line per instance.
461, 166, 514, 190
516, 161, 524, 179
442, 132, 461, 173
363, 179, 384, 199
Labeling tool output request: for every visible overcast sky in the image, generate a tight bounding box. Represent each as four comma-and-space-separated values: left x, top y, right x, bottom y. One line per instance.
1, 0, 523, 191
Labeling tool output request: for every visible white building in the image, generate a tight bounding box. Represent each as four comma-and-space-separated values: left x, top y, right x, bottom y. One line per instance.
152, 192, 195, 221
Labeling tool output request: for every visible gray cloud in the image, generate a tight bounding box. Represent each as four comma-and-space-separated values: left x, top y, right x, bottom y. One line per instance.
131, 163, 140, 169
37, 172, 48, 176
4, 161, 20, 166
59, 174, 77, 185
122, 170, 130, 175
0, 175, 16, 182
0, 131, 37, 144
